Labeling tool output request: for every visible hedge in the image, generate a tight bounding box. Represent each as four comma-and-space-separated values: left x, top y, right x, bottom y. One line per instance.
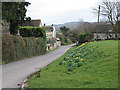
2, 34, 46, 64
18, 26, 46, 40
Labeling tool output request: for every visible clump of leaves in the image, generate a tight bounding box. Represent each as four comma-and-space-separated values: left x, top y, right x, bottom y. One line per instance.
77, 63, 82, 67
68, 67, 73, 72
59, 62, 62, 65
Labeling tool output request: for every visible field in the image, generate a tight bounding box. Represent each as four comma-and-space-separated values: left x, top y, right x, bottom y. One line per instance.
27, 40, 118, 88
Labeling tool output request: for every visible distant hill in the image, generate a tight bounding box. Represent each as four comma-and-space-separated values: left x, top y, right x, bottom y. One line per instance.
54, 21, 85, 30
54, 21, 98, 30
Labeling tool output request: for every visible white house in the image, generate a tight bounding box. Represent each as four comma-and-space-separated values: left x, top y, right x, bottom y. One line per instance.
43, 24, 56, 40
43, 24, 61, 50
93, 24, 120, 40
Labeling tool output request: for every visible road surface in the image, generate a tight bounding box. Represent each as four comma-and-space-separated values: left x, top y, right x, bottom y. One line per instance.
1, 44, 75, 88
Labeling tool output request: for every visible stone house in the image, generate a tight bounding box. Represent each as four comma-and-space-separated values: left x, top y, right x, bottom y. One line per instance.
22, 19, 42, 27
43, 24, 56, 44
43, 24, 61, 50
93, 24, 120, 40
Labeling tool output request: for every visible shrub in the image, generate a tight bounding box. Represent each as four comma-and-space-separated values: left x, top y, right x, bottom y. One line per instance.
2, 34, 15, 63
56, 33, 71, 45
13, 35, 26, 61
19, 26, 46, 40
24, 37, 34, 57
78, 33, 88, 43
36, 38, 46, 55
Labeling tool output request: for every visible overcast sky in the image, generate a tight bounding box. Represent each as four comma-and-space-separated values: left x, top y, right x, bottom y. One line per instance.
26, 0, 101, 25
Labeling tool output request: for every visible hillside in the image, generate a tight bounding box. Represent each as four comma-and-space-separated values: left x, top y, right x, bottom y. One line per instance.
27, 40, 118, 88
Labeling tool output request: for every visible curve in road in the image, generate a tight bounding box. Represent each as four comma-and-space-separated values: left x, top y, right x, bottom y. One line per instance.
2, 44, 75, 88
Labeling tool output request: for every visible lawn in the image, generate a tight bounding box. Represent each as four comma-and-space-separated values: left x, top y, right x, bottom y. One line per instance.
27, 40, 118, 88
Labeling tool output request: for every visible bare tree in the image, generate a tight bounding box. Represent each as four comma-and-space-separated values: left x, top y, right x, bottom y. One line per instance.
93, 0, 120, 39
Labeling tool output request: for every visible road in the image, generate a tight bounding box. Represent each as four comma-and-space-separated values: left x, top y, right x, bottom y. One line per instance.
1, 44, 75, 88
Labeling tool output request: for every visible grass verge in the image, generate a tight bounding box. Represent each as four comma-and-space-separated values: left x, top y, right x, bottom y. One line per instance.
27, 40, 118, 88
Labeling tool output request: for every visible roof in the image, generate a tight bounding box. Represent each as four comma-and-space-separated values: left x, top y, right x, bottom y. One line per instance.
43, 26, 53, 32
93, 24, 113, 33
22, 19, 42, 27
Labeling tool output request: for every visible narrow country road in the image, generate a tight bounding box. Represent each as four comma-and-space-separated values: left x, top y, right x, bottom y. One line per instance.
1, 44, 75, 88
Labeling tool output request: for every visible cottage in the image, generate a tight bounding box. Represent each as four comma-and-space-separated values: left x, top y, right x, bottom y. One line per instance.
22, 19, 42, 27
93, 24, 120, 40
43, 24, 56, 41
43, 24, 61, 50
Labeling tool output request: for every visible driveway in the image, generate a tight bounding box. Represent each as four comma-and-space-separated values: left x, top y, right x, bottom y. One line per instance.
1, 44, 75, 88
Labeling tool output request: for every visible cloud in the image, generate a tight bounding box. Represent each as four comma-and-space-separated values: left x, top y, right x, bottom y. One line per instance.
26, 0, 101, 25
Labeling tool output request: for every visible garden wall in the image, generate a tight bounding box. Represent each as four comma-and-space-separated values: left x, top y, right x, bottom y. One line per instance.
2, 34, 46, 64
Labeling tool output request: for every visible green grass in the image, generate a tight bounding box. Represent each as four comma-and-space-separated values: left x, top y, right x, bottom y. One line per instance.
27, 40, 118, 88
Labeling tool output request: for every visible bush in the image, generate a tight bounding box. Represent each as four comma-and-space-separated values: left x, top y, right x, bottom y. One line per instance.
13, 35, 26, 61
2, 34, 15, 63
36, 38, 46, 55
56, 33, 71, 45
2, 34, 46, 64
78, 33, 88, 43
19, 26, 46, 40
24, 37, 34, 57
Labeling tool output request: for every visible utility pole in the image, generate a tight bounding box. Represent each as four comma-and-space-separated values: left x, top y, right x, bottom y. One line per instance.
96, 5, 100, 41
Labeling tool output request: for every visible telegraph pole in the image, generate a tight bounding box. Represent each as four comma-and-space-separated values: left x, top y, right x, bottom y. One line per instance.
97, 5, 100, 41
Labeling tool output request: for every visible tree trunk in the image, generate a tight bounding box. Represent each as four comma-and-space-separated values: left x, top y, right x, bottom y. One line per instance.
115, 31, 118, 40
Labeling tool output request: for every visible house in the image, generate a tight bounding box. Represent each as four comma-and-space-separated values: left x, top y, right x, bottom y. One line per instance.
43, 24, 61, 50
22, 19, 42, 27
93, 24, 120, 40
43, 24, 56, 43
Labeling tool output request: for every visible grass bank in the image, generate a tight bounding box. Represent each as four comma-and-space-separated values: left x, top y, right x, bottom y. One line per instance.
27, 40, 118, 88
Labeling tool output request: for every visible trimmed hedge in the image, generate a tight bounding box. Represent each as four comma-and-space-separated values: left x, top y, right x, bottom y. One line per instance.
2, 34, 46, 64
18, 26, 46, 40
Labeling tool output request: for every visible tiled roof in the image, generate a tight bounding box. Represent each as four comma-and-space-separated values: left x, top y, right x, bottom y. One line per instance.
43, 26, 53, 31
93, 24, 113, 33
22, 19, 42, 27
93, 24, 120, 33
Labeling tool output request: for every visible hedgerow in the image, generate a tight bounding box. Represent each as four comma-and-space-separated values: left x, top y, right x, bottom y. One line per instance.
2, 34, 46, 64
18, 26, 46, 40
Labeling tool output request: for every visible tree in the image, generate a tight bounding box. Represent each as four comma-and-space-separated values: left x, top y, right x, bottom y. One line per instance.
2, 2, 31, 35
60, 26, 69, 36
93, 0, 120, 39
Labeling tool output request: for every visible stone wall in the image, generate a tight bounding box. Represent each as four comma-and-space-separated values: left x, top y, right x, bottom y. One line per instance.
46, 41, 61, 51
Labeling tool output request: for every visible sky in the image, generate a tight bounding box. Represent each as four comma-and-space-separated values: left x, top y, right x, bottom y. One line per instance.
26, 0, 101, 25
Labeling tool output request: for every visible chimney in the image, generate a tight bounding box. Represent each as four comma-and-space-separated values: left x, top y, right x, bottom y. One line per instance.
44, 23, 46, 26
